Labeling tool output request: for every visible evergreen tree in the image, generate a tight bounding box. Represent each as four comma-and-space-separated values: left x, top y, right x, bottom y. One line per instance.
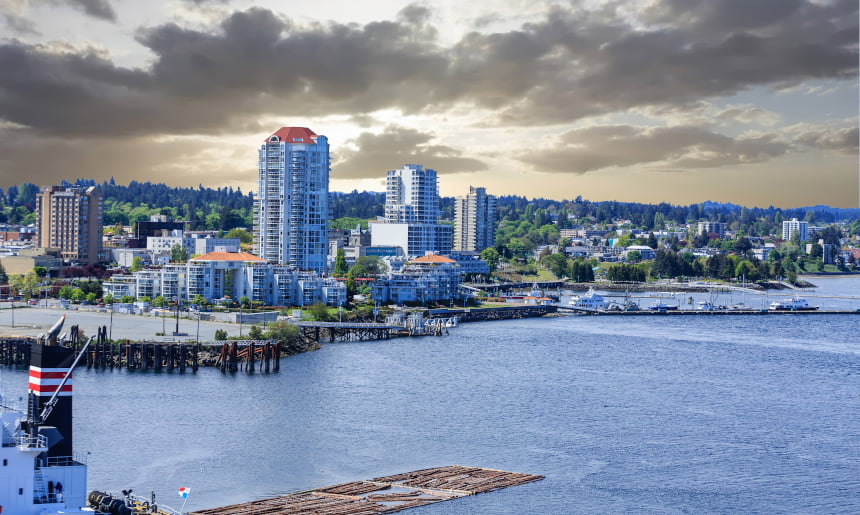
333, 248, 348, 277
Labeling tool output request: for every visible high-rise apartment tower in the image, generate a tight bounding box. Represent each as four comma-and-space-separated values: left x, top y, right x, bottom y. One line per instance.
372, 164, 452, 256
35, 185, 103, 265
254, 127, 330, 273
453, 186, 497, 252
782, 218, 808, 241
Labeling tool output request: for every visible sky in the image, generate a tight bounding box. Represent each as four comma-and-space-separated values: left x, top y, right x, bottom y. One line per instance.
0, 0, 857, 208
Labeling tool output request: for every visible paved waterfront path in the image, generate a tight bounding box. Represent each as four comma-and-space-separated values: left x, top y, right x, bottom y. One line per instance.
0, 306, 245, 342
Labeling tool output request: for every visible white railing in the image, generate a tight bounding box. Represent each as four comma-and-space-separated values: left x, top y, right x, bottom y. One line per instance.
15, 432, 47, 450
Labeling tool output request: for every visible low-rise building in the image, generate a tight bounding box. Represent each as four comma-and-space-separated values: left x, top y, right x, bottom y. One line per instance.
371, 254, 464, 305
102, 251, 346, 306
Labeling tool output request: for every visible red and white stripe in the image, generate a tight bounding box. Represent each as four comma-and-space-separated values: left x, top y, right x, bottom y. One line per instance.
28, 366, 73, 396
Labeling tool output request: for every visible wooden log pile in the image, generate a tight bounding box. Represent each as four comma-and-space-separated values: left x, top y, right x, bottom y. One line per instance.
188, 465, 543, 515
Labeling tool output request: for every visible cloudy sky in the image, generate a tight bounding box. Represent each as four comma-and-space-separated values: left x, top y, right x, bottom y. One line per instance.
0, 0, 857, 208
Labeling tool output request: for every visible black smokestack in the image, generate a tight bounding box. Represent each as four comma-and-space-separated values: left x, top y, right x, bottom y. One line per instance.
28, 343, 76, 458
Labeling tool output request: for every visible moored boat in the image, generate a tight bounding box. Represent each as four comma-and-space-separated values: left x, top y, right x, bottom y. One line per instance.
768, 297, 819, 311
568, 288, 608, 311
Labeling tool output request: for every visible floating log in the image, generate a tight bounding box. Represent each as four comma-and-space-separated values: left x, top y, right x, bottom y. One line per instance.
187, 466, 543, 515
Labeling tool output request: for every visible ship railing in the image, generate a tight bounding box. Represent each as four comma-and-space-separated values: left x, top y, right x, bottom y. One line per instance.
46, 454, 87, 467
14, 432, 47, 450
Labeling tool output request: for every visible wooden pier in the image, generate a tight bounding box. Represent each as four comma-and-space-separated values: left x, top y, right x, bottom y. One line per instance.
189, 465, 544, 515
213, 340, 281, 373
293, 321, 403, 343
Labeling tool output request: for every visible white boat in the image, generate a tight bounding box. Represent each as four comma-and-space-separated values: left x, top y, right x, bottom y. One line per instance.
568, 288, 607, 311
768, 297, 819, 311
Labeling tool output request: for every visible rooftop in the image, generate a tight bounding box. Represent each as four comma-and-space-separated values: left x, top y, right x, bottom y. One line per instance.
411, 254, 456, 264
191, 251, 264, 262
266, 127, 318, 144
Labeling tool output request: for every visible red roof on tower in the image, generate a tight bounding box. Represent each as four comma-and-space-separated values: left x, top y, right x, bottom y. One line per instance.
266, 127, 318, 144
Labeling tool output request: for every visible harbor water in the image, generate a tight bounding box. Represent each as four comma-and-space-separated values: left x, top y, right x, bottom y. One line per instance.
2, 277, 860, 513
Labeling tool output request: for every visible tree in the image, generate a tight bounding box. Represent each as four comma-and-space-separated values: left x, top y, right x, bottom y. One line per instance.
355, 256, 385, 276
170, 244, 188, 263
333, 248, 348, 277
808, 243, 823, 259
0, 261, 6, 285
71, 288, 86, 303
541, 253, 568, 279
733, 237, 753, 255
192, 294, 207, 307
248, 325, 264, 339
263, 323, 301, 343
32, 266, 48, 278
214, 329, 228, 340
239, 296, 251, 308
308, 302, 334, 322
151, 295, 168, 307
85, 292, 98, 304
130, 256, 144, 272
121, 295, 135, 304
734, 260, 758, 282
103, 293, 114, 304
480, 247, 501, 274
646, 232, 658, 249
652, 249, 679, 278
225, 228, 253, 245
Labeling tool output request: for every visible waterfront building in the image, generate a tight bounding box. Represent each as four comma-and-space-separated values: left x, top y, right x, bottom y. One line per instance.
697, 221, 725, 239
782, 218, 809, 241
371, 164, 453, 257
35, 185, 103, 264
453, 186, 497, 252
103, 251, 346, 306
255, 127, 330, 273
147, 234, 241, 258
370, 254, 464, 305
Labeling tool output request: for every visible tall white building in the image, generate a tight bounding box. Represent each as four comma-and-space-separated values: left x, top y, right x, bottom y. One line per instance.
372, 164, 452, 256
254, 127, 330, 273
782, 218, 808, 241
453, 186, 496, 252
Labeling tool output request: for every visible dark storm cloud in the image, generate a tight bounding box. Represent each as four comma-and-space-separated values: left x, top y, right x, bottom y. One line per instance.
515, 125, 791, 173
334, 125, 488, 179
0, 1, 855, 137
0, 127, 248, 188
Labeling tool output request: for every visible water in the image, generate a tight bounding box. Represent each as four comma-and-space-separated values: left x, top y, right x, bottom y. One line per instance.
3, 277, 860, 513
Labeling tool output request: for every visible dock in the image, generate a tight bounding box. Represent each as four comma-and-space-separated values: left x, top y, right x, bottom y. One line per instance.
188, 465, 544, 515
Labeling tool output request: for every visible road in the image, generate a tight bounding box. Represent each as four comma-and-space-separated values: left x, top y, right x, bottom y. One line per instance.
0, 305, 264, 343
